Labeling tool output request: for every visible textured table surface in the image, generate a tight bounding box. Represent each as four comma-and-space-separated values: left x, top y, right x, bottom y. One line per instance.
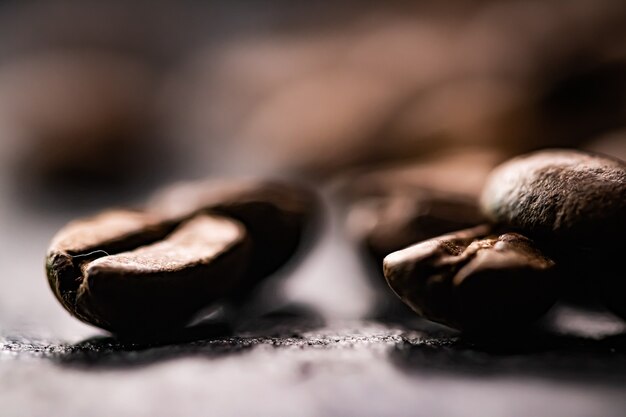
1, 179, 625, 417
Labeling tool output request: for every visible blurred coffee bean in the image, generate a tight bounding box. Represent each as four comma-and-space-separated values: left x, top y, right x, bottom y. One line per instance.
336, 148, 505, 201
347, 189, 485, 267
457, 2, 626, 151
346, 17, 456, 89
160, 33, 352, 176
457, 0, 624, 79
168, 34, 348, 139
236, 72, 527, 176
158, 2, 626, 177
334, 149, 503, 321
235, 68, 405, 175
383, 225, 558, 332
47, 211, 250, 336
336, 148, 504, 273
532, 58, 626, 148
480, 149, 626, 248
457, 1, 561, 79
0, 50, 163, 193
383, 78, 537, 156
148, 179, 319, 287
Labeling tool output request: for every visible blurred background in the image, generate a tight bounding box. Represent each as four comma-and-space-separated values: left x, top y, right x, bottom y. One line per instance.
1, 0, 626, 337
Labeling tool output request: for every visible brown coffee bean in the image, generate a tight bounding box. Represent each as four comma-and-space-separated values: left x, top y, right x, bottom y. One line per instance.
335, 149, 505, 201
334, 151, 500, 320
345, 189, 486, 322
47, 212, 250, 335
336, 149, 503, 263
46, 180, 318, 335
347, 189, 485, 266
383, 225, 558, 332
480, 149, 626, 310
148, 179, 319, 286
480, 149, 626, 248
235, 68, 403, 175
0, 51, 159, 187
47, 209, 174, 311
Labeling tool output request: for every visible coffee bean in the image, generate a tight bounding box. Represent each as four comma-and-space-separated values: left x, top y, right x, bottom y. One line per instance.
47, 212, 250, 335
0, 51, 160, 188
346, 190, 486, 322
337, 149, 502, 265
480, 149, 626, 248
334, 151, 500, 320
347, 188, 485, 266
148, 179, 319, 286
480, 149, 626, 310
46, 180, 317, 335
47, 210, 174, 310
383, 226, 558, 332
336, 149, 505, 202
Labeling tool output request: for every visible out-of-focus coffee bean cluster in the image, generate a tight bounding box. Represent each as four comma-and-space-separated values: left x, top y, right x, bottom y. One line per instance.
1, 1, 624, 199
0, 0, 622, 213
174, 0, 626, 175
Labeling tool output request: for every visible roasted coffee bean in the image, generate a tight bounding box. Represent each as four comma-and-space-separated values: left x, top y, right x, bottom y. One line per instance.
0, 51, 160, 187
480, 149, 626, 248
148, 179, 319, 286
47, 212, 250, 335
335, 149, 505, 202
383, 225, 558, 332
347, 188, 485, 266
347, 190, 486, 322
334, 151, 499, 320
480, 149, 626, 310
337, 149, 501, 265
46, 180, 317, 335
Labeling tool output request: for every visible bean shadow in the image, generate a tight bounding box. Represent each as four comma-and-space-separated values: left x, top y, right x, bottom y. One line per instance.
390, 307, 626, 384
51, 302, 324, 369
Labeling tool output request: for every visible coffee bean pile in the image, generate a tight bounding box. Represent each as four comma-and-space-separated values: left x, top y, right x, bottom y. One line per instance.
383, 149, 626, 332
